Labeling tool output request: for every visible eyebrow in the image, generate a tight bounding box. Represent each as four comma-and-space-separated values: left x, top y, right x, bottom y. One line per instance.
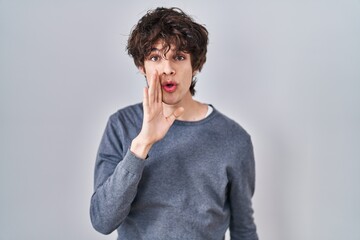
150, 47, 185, 54
150, 47, 161, 52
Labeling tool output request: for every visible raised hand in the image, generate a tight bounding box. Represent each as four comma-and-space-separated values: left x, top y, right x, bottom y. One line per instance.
130, 71, 184, 159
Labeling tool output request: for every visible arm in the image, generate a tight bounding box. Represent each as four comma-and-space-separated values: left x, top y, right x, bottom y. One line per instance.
90, 118, 146, 234
229, 138, 259, 240
90, 72, 184, 234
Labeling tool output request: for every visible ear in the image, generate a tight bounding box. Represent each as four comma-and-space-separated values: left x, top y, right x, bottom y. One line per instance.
138, 66, 146, 75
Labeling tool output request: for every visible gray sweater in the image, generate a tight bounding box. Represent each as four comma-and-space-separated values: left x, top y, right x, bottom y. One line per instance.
90, 103, 258, 240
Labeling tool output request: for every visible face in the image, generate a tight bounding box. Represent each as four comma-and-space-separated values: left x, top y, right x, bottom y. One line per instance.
139, 40, 195, 106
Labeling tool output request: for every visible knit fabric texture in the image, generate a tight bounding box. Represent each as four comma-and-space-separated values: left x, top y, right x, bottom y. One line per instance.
90, 103, 258, 240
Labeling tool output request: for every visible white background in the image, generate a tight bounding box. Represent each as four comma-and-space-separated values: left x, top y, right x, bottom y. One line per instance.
1, 1, 359, 239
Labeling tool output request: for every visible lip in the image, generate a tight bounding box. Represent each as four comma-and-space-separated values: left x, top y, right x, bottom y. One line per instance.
162, 81, 177, 93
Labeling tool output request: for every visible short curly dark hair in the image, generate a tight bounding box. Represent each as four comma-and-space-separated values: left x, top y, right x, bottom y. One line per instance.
127, 7, 209, 96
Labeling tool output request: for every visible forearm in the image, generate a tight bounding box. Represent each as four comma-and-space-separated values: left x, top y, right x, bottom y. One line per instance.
90, 150, 145, 234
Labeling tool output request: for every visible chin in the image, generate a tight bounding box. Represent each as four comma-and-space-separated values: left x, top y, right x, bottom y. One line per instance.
162, 98, 181, 106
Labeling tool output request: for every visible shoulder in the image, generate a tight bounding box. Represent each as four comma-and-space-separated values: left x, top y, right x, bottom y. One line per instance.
108, 103, 143, 125
211, 106, 251, 142
213, 107, 249, 136
103, 103, 143, 145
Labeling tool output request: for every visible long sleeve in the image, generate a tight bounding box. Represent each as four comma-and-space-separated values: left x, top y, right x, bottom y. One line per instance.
89, 104, 259, 239
90, 117, 145, 234
228, 138, 259, 240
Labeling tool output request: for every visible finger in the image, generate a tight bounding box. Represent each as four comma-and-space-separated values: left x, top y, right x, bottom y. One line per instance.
143, 87, 149, 109
166, 107, 185, 124
173, 107, 185, 118
148, 72, 157, 104
157, 72, 162, 103
153, 71, 161, 103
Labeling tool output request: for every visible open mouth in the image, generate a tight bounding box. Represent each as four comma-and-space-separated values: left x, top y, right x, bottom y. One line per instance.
162, 83, 177, 93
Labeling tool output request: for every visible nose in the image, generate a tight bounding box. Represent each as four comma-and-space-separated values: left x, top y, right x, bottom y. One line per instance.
161, 59, 175, 75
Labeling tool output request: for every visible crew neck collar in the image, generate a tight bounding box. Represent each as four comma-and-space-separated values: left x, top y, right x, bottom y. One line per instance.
173, 104, 217, 126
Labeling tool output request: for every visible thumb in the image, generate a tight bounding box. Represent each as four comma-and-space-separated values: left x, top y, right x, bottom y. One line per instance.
167, 107, 185, 123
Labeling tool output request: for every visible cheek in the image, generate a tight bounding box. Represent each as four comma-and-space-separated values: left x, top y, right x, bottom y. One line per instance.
184, 73, 193, 87
185, 66, 194, 80
142, 62, 158, 76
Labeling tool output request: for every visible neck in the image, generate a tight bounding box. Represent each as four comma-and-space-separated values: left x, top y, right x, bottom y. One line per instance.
162, 93, 208, 121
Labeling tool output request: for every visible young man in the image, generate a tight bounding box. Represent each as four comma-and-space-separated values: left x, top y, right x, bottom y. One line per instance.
90, 7, 258, 240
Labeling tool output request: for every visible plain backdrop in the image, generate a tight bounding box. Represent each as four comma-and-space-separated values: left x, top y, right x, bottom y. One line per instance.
1, 1, 359, 240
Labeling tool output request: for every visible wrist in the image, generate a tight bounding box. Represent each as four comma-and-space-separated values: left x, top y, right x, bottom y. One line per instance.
130, 136, 153, 160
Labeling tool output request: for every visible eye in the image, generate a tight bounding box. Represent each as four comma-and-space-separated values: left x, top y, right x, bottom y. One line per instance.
174, 55, 185, 61
148, 55, 160, 62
